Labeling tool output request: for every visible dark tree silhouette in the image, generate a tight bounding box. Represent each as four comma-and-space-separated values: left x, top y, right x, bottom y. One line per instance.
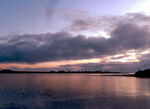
135, 69, 150, 78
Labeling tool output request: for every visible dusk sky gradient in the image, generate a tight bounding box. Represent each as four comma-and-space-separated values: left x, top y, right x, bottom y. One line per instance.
0, 0, 150, 72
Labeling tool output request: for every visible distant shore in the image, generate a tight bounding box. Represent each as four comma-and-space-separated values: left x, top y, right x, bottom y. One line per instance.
0, 69, 120, 74
1, 69, 150, 78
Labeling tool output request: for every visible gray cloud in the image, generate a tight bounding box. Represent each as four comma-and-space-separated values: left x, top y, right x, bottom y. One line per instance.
59, 62, 141, 72
67, 13, 150, 33
0, 32, 109, 63
46, 0, 61, 17
0, 13, 150, 67
45, 0, 61, 27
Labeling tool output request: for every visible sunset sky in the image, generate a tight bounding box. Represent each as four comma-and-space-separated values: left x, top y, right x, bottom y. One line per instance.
0, 0, 150, 72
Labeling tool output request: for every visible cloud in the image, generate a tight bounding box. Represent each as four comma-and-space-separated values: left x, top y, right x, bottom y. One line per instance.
0, 32, 108, 63
57, 61, 141, 72
0, 12, 150, 71
46, 0, 61, 17
66, 13, 150, 33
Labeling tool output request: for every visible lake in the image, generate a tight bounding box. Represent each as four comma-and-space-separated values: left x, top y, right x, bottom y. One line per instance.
0, 73, 150, 109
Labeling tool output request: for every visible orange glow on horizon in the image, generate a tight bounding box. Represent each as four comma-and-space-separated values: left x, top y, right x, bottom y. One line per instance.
0, 58, 101, 69
0, 49, 145, 70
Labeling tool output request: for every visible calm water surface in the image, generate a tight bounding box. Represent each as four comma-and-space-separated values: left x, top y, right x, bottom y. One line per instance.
0, 73, 150, 109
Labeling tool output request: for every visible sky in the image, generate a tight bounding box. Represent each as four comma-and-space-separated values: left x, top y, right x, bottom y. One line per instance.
0, 0, 150, 72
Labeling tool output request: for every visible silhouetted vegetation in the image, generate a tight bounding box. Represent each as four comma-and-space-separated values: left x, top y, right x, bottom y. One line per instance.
135, 69, 150, 78
0, 69, 119, 74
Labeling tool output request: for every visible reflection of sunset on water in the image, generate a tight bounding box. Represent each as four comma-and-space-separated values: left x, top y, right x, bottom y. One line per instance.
1, 74, 150, 108
1, 74, 150, 97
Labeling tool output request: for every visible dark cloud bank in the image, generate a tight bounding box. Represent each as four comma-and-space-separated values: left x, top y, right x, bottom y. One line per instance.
1, 13, 150, 72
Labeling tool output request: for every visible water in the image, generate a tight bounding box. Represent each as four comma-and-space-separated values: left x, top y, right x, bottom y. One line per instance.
0, 73, 150, 109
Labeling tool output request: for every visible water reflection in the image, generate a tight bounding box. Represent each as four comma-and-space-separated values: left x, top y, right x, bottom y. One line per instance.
0, 74, 150, 109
